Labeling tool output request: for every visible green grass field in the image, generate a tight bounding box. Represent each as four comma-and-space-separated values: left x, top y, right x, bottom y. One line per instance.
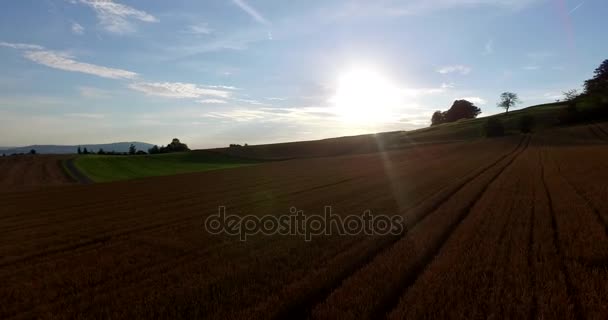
74, 151, 257, 182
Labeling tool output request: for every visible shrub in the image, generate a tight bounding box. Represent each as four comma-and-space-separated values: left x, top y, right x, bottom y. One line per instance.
484, 118, 505, 137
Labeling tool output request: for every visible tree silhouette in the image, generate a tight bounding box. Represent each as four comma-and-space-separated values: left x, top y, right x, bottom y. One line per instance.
584, 59, 608, 96
77, 146, 82, 154
129, 144, 136, 155
431, 111, 445, 126
498, 92, 520, 114
444, 100, 481, 122
430, 100, 481, 126
563, 89, 580, 102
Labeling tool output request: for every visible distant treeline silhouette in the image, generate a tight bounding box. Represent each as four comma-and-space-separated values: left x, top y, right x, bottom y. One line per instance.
557, 59, 608, 124
148, 138, 190, 154
430, 59, 608, 137
75, 139, 191, 156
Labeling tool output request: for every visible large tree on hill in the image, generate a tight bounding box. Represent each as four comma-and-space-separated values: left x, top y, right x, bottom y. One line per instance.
498, 92, 520, 114
431, 110, 446, 126
584, 59, 608, 96
444, 100, 482, 122
160, 138, 190, 153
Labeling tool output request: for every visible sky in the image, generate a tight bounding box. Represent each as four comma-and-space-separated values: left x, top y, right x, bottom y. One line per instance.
0, 0, 606, 148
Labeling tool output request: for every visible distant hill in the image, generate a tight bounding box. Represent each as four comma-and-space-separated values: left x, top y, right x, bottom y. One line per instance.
0, 142, 155, 155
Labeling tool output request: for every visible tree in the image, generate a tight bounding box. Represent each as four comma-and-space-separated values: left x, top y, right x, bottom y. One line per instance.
77, 146, 82, 154
584, 59, 608, 96
165, 138, 190, 153
29, 149, 36, 155
82, 147, 89, 155
444, 100, 481, 122
97, 148, 106, 155
563, 89, 580, 102
431, 110, 446, 126
129, 144, 136, 155
148, 145, 160, 154
498, 92, 520, 114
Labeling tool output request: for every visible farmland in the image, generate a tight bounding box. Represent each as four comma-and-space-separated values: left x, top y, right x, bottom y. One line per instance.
73, 151, 258, 182
1, 123, 608, 319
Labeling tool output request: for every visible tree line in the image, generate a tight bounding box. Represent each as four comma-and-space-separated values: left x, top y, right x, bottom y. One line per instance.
430, 58, 608, 137
76, 138, 190, 156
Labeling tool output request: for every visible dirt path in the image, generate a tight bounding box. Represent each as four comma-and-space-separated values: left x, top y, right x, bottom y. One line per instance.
63, 158, 93, 184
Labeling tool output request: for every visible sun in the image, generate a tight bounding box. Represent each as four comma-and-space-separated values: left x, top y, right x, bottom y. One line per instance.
330, 67, 402, 124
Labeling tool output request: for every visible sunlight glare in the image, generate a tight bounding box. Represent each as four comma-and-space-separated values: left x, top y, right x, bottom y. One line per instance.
330, 67, 402, 124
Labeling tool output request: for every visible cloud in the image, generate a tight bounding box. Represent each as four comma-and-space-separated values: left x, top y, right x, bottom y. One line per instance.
198, 99, 227, 104
128, 82, 231, 99
523, 65, 540, 70
483, 39, 494, 55
79, 86, 111, 98
73, 0, 158, 34
65, 113, 105, 119
527, 51, 555, 59
2, 42, 138, 79
437, 65, 471, 75
71, 22, 85, 35
461, 96, 487, 105
0, 42, 44, 50
23, 50, 138, 79
329, 0, 544, 18
232, 0, 270, 25
569, 2, 585, 15
184, 23, 212, 35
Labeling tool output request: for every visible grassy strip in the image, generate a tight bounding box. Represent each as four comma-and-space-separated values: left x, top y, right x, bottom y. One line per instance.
73, 151, 258, 182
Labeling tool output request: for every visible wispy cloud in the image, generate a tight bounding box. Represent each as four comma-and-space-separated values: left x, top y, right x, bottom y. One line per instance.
0, 42, 44, 50
568, 2, 585, 15
65, 113, 105, 119
483, 39, 494, 55
72, 0, 158, 34
1, 42, 138, 79
24, 50, 137, 79
232, 0, 270, 25
437, 65, 471, 75
71, 22, 85, 35
527, 51, 555, 59
461, 96, 487, 105
198, 99, 228, 104
128, 82, 232, 99
184, 23, 212, 35
79, 86, 112, 99
329, 0, 544, 18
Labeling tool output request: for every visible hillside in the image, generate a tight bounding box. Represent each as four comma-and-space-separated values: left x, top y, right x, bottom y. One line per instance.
213, 101, 568, 160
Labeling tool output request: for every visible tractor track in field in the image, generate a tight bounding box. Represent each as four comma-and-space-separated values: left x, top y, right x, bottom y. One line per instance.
593, 122, 608, 138
272, 135, 531, 320
588, 123, 608, 141
3, 177, 386, 319
539, 149, 585, 320
372, 134, 532, 319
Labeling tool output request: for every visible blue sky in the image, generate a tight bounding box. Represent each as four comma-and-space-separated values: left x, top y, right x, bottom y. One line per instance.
0, 0, 605, 148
